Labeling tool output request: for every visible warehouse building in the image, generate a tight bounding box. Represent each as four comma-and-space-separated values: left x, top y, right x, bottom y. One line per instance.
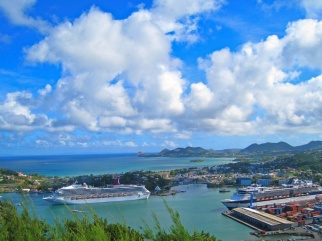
231, 208, 294, 231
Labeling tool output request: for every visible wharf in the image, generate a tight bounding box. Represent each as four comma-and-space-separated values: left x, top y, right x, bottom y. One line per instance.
223, 208, 321, 240
223, 208, 293, 231
222, 210, 262, 231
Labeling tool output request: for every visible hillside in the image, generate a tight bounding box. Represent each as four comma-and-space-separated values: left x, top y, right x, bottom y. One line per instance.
294, 141, 322, 151
241, 141, 294, 153
242, 140, 322, 154
137, 147, 221, 157
262, 151, 322, 173
137, 140, 322, 157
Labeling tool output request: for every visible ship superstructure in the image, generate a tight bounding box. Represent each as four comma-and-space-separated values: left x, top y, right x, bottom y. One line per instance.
43, 181, 150, 205
222, 179, 322, 210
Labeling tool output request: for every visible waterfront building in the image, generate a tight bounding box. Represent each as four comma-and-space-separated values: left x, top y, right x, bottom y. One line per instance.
257, 179, 270, 186
236, 177, 252, 186
231, 208, 294, 231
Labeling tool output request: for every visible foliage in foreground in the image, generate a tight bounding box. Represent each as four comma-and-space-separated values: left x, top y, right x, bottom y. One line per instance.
142, 200, 220, 241
0, 199, 220, 241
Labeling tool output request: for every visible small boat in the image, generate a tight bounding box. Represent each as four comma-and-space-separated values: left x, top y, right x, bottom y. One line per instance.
72, 209, 86, 213
219, 189, 230, 193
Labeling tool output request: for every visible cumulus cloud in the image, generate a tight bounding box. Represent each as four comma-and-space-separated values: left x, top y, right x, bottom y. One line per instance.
0, 91, 43, 130
196, 19, 322, 135
25, 1, 218, 133
3, 0, 322, 149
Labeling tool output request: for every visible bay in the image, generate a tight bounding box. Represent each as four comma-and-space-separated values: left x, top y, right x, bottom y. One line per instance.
5, 185, 257, 241
0, 153, 235, 177
0, 154, 259, 240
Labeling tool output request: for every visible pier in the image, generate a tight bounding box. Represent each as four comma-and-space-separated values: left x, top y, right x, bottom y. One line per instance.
223, 207, 320, 240
223, 207, 294, 231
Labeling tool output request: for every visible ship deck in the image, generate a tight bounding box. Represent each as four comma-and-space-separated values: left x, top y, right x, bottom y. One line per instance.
252, 194, 316, 207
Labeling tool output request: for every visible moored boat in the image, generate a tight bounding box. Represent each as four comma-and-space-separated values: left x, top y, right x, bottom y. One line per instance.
221, 179, 322, 210
219, 189, 230, 193
43, 180, 150, 205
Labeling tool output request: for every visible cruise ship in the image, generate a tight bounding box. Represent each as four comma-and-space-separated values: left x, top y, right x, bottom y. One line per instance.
221, 179, 322, 210
43, 180, 150, 205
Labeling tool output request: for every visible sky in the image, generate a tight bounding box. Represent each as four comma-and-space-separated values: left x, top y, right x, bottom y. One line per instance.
1, 0, 322, 155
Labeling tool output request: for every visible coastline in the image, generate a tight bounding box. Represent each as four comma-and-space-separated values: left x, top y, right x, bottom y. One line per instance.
0, 154, 235, 177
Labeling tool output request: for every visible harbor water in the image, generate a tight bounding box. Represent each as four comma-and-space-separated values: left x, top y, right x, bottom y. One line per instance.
0, 154, 305, 240
5, 185, 257, 241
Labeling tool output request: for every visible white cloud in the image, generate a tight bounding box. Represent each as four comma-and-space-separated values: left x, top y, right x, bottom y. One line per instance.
162, 140, 177, 148
196, 19, 322, 135
0, 0, 49, 31
282, 19, 322, 69
25, 6, 188, 133
300, 0, 322, 19
151, 0, 224, 42
100, 140, 137, 147
38, 84, 52, 96
186, 82, 213, 111
4, 0, 322, 147
0, 91, 49, 131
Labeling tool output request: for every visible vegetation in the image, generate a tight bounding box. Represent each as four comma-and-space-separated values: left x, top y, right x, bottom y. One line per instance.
137, 147, 228, 157
262, 151, 322, 173
0, 198, 220, 241
142, 200, 220, 241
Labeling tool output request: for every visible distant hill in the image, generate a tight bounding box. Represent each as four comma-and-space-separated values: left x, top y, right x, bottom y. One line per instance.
242, 140, 322, 153
137, 140, 322, 157
137, 146, 220, 157
294, 141, 322, 151
242, 141, 294, 153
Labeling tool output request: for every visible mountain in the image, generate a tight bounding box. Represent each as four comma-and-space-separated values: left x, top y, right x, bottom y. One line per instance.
241, 140, 322, 154
294, 141, 322, 151
242, 141, 294, 153
137, 140, 322, 157
137, 146, 219, 157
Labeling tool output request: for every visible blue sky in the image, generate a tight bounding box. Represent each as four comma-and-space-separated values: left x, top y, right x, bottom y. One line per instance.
1, 0, 322, 155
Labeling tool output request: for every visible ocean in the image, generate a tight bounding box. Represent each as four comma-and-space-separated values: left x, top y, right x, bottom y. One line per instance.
0, 153, 235, 177
0, 154, 287, 240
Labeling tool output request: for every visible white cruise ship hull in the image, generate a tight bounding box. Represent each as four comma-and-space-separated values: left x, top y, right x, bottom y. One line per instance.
43, 183, 151, 205
43, 192, 150, 205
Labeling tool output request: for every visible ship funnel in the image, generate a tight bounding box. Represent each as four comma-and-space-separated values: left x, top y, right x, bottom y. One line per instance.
114, 177, 121, 185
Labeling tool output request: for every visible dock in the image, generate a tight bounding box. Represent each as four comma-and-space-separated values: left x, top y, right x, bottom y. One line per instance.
223, 207, 320, 240
222, 209, 262, 231
223, 208, 294, 231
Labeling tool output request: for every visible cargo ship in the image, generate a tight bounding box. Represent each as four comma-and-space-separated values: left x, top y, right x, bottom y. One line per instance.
221, 179, 322, 210
43, 179, 150, 205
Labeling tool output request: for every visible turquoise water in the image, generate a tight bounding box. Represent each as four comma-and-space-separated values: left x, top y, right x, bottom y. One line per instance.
0, 154, 270, 240
0, 154, 309, 240
0, 154, 235, 177
4, 185, 256, 241
0, 154, 284, 241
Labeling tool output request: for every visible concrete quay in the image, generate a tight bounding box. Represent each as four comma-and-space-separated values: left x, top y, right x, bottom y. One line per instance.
223, 208, 322, 240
